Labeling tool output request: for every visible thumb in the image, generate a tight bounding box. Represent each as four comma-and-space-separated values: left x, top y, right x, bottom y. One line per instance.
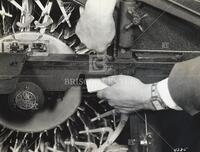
101, 75, 119, 86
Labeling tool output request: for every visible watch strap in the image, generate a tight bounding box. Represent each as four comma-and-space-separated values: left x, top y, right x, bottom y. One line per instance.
151, 83, 168, 110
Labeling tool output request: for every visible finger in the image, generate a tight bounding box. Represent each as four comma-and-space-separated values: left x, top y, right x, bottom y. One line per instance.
101, 75, 119, 86
97, 90, 104, 99
114, 105, 138, 113
107, 100, 115, 107
114, 106, 130, 114
97, 87, 112, 100
97, 87, 114, 99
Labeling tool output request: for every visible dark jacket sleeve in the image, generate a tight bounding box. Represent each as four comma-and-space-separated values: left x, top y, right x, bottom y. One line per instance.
168, 57, 200, 115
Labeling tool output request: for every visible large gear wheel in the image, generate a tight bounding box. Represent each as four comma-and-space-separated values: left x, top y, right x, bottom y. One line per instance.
0, 0, 128, 151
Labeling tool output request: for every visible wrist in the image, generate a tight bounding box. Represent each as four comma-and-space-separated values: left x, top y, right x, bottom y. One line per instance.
150, 83, 169, 110
142, 83, 170, 111
141, 84, 157, 110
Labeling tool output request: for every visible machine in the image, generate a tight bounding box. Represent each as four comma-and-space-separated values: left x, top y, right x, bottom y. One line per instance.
0, 0, 200, 151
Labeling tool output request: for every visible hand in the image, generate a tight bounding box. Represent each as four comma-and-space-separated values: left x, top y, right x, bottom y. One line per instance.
97, 75, 155, 113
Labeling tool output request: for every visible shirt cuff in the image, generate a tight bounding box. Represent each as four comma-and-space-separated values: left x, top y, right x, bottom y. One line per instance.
157, 78, 183, 111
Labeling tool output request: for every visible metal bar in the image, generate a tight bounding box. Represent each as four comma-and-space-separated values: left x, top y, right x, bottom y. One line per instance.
34, 0, 45, 10
131, 49, 200, 54
7, 0, 23, 11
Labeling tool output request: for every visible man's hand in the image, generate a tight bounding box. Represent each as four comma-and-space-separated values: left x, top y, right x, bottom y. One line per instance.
97, 75, 155, 113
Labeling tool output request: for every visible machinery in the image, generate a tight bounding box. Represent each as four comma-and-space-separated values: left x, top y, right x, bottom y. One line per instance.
0, 0, 200, 151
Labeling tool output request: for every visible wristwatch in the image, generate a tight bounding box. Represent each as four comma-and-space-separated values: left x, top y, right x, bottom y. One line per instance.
150, 83, 168, 110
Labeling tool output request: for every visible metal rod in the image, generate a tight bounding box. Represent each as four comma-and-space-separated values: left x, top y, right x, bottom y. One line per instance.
131, 49, 200, 54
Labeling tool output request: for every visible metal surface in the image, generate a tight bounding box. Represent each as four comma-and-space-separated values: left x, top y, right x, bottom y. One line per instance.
0, 32, 74, 54
15, 90, 38, 110
0, 53, 26, 94
0, 0, 199, 151
168, 0, 200, 16
138, 0, 200, 26
0, 87, 81, 132
0, 0, 129, 151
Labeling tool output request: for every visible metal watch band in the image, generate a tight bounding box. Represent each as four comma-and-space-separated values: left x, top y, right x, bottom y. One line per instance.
150, 83, 168, 110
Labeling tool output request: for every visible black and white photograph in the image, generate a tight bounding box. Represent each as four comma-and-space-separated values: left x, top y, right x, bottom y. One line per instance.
0, 0, 200, 151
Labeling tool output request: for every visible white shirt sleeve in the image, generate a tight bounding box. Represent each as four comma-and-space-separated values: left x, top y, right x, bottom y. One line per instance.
157, 78, 183, 110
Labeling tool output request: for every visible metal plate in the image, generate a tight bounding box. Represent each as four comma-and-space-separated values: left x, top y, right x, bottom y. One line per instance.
168, 0, 200, 16
0, 87, 81, 132
0, 32, 74, 54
